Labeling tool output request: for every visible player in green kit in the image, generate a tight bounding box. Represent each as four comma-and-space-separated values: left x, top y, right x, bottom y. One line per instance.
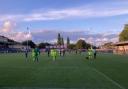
50, 48, 57, 61
87, 47, 93, 59
35, 47, 39, 62
32, 48, 36, 61
32, 47, 39, 62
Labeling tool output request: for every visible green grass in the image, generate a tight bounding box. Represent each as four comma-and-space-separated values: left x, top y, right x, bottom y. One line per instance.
0, 52, 128, 89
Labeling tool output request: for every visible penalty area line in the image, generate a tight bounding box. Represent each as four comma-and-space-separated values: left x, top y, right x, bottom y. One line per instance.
92, 68, 125, 89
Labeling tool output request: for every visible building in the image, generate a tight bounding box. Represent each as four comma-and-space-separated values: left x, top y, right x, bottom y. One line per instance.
8, 44, 30, 50
46, 44, 67, 49
0, 35, 31, 52
0, 36, 8, 42
113, 41, 128, 55
0, 36, 9, 48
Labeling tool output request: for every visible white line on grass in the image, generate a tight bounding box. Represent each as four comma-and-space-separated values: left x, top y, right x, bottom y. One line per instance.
91, 68, 125, 89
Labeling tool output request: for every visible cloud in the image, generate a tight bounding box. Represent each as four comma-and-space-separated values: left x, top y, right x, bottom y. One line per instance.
0, 31, 32, 42
0, 21, 32, 42
0, 15, 23, 22
0, 32, 31, 42
30, 29, 119, 46
10, 32, 32, 42
0, 27, 119, 46
0, 20, 16, 33
21, 7, 128, 21
0, 1, 128, 21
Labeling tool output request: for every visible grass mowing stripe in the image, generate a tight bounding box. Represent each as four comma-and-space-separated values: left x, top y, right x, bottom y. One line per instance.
0, 53, 128, 88
0, 87, 93, 89
90, 67, 125, 89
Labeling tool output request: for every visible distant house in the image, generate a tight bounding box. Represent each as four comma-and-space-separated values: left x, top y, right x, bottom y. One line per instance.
46, 44, 67, 49
0, 35, 31, 51
0, 36, 9, 48
8, 44, 30, 50
113, 41, 128, 55
0, 36, 8, 42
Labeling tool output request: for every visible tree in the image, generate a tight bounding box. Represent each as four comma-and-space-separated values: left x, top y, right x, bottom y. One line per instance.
76, 39, 87, 49
86, 43, 91, 49
102, 42, 114, 49
119, 24, 128, 42
22, 40, 36, 48
38, 42, 51, 49
61, 37, 64, 45
67, 37, 70, 49
75, 39, 91, 49
57, 33, 61, 45
68, 44, 76, 49
67, 37, 70, 46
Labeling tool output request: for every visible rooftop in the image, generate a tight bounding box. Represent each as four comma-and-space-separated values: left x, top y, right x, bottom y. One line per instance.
114, 41, 128, 46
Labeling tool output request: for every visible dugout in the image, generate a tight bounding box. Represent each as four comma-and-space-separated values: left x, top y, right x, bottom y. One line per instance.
113, 41, 128, 55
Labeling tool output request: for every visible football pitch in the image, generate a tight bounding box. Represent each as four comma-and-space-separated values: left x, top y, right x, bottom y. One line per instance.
0, 53, 128, 89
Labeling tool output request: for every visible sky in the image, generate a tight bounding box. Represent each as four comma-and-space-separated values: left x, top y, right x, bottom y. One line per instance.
0, 0, 128, 46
